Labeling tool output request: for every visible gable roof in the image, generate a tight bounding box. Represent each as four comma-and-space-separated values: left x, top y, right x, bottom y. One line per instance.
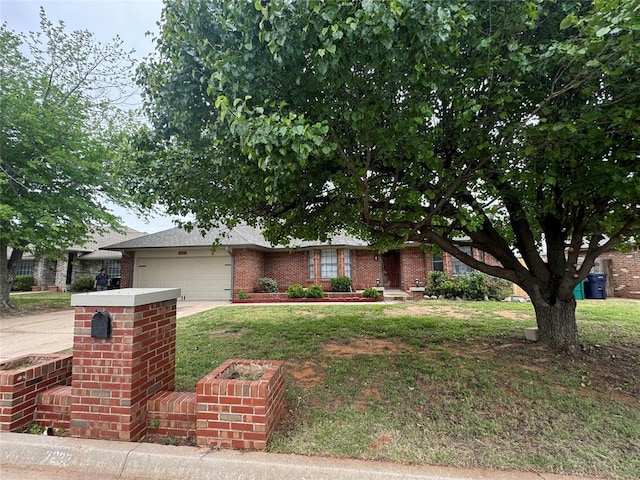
75, 226, 148, 260
102, 224, 370, 251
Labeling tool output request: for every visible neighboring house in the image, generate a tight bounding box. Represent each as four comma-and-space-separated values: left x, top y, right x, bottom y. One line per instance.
103, 225, 489, 301
15, 227, 147, 290
596, 246, 640, 299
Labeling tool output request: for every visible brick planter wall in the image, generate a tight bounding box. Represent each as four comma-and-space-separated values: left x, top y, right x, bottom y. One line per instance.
0, 354, 72, 432
147, 391, 197, 440
34, 385, 72, 430
196, 359, 285, 450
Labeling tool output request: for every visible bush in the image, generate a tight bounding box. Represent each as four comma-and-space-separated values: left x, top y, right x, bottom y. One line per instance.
305, 285, 324, 298
12, 275, 35, 291
330, 276, 352, 292
257, 277, 278, 293
424, 271, 511, 301
74, 276, 94, 292
486, 276, 513, 301
362, 287, 381, 300
424, 271, 448, 297
287, 284, 305, 298
237, 291, 248, 299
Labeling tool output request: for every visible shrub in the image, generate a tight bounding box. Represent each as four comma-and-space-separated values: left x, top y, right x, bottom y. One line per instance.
362, 287, 381, 300
287, 284, 305, 298
424, 271, 448, 297
305, 285, 324, 298
74, 276, 94, 292
257, 277, 278, 293
465, 272, 489, 300
330, 276, 352, 292
12, 275, 35, 291
237, 291, 248, 300
424, 271, 511, 301
486, 276, 512, 301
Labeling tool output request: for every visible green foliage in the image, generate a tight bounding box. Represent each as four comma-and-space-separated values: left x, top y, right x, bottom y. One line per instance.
257, 277, 278, 293
23, 423, 45, 435
330, 276, 352, 292
237, 291, 248, 300
287, 284, 306, 298
74, 276, 94, 292
0, 9, 138, 305
304, 285, 324, 298
426, 272, 510, 301
130, 0, 640, 349
362, 287, 381, 300
11, 275, 34, 291
425, 271, 448, 297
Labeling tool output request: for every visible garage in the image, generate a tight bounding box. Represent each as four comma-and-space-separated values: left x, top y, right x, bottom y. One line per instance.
133, 248, 232, 301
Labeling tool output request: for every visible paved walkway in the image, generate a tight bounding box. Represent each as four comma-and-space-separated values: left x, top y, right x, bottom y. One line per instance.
0, 300, 226, 361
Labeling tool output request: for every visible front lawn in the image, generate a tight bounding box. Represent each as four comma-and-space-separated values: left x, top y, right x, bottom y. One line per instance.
176, 300, 639, 479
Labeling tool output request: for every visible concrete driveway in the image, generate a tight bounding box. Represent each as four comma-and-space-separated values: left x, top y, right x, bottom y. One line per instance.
0, 301, 226, 361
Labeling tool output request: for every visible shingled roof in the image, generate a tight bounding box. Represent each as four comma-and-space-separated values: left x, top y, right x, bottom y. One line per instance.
102, 224, 369, 251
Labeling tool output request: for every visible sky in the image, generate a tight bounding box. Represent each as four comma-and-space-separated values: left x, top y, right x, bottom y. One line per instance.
1, 0, 179, 233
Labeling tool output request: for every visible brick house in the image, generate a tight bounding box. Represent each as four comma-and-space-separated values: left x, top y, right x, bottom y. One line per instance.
104, 225, 488, 301
595, 246, 640, 299
14, 227, 146, 291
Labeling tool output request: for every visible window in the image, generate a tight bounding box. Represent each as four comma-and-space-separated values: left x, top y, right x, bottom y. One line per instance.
16, 259, 34, 276
344, 250, 352, 278
452, 247, 473, 276
102, 260, 121, 278
307, 251, 315, 279
432, 253, 444, 272
320, 249, 337, 279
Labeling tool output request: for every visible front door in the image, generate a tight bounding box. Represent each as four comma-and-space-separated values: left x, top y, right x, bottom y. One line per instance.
382, 250, 400, 288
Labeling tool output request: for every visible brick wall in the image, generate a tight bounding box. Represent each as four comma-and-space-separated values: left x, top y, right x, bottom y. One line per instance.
599, 248, 640, 299
264, 251, 309, 290
120, 251, 135, 289
0, 354, 72, 432
35, 385, 72, 430
147, 391, 197, 440
400, 247, 429, 290
233, 249, 264, 293
352, 250, 381, 290
196, 359, 285, 450
69, 299, 177, 441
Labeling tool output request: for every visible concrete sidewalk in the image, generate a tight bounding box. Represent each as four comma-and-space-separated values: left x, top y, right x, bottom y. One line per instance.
0, 300, 226, 361
0, 432, 603, 480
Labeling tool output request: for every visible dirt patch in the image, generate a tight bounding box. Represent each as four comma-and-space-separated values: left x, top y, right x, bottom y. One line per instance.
384, 305, 473, 319
494, 310, 531, 320
323, 338, 412, 356
287, 360, 324, 388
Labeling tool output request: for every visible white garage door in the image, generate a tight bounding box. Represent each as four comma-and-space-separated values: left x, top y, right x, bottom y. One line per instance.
133, 248, 232, 300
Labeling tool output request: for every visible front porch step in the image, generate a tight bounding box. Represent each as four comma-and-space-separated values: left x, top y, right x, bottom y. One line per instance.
383, 289, 413, 302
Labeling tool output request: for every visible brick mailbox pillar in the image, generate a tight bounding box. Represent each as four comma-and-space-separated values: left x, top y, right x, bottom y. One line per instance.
69, 288, 180, 441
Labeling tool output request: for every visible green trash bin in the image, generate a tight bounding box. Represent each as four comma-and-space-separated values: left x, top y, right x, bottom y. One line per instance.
573, 280, 585, 300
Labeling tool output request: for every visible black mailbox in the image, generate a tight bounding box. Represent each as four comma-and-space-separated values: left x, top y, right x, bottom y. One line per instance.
91, 311, 112, 339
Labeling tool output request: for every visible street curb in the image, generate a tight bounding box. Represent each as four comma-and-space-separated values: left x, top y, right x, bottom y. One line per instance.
0, 432, 605, 480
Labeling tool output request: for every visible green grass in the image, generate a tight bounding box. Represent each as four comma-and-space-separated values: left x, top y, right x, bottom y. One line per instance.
4, 294, 638, 478
176, 300, 639, 479
5, 292, 73, 311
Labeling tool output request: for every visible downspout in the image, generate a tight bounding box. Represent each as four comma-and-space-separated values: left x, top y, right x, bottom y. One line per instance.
227, 247, 234, 300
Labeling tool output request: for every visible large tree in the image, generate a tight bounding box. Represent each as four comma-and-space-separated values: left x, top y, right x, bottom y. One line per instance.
0, 10, 137, 307
129, 0, 640, 351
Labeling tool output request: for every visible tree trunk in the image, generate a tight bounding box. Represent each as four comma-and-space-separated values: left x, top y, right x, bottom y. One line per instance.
531, 297, 579, 352
1, 242, 22, 309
